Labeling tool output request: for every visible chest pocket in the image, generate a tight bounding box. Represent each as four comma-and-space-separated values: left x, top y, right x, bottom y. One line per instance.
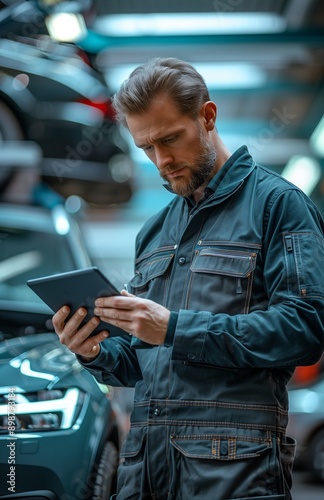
129, 250, 175, 306
187, 248, 257, 314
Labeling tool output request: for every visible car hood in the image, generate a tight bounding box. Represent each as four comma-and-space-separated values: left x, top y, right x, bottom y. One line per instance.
0, 333, 83, 393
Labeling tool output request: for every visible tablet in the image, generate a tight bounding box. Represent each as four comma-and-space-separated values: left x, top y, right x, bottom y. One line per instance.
27, 266, 128, 337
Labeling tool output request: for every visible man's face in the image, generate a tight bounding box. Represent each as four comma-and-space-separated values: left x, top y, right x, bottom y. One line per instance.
126, 93, 217, 198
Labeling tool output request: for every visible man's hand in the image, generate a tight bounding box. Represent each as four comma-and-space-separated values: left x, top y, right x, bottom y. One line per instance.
52, 306, 108, 362
94, 290, 170, 345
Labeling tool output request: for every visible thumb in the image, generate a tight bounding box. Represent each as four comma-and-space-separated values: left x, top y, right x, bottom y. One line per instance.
120, 289, 135, 297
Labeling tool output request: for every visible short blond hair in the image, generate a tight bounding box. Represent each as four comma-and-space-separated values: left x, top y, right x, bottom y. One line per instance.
112, 57, 210, 126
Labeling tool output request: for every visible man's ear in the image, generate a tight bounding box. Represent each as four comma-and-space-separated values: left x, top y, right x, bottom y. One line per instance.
200, 101, 217, 131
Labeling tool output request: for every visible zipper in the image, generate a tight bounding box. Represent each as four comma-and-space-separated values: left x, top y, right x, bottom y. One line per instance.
284, 235, 293, 252
135, 245, 177, 265
197, 240, 261, 250
198, 249, 255, 259
283, 233, 306, 297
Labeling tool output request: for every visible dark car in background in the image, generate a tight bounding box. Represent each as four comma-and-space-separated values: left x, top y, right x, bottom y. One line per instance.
0, 0, 133, 206
288, 374, 324, 483
0, 202, 120, 499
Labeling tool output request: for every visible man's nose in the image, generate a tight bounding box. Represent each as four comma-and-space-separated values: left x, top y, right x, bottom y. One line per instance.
155, 146, 173, 171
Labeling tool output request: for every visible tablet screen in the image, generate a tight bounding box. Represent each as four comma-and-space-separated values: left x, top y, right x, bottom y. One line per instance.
27, 266, 128, 337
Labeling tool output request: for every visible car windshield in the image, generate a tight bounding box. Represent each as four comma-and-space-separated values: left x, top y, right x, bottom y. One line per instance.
0, 226, 75, 305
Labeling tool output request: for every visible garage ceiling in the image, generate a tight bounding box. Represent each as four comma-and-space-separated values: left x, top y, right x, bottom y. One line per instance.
80, 0, 324, 211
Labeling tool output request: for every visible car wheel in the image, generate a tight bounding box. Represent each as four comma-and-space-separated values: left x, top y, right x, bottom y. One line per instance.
0, 101, 24, 141
308, 428, 324, 482
91, 440, 119, 500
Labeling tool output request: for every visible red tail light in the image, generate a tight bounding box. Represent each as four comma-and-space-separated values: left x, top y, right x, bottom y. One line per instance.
78, 98, 116, 121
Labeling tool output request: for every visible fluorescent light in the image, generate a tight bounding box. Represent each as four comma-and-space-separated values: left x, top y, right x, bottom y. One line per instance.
281, 156, 321, 195
95, 12, 286, 36
46, 13, 87, 42
310, 115, 324, 157
194, 63, 266, 88
105, 62, 266, 92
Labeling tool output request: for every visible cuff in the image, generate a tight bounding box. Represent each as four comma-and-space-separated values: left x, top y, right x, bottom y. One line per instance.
164, 311, 179, 347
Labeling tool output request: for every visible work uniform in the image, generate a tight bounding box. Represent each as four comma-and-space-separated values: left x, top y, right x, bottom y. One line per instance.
80, 146, 324, 499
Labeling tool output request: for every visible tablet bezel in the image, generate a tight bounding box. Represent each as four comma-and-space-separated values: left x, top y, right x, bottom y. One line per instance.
27, 266, 128, 337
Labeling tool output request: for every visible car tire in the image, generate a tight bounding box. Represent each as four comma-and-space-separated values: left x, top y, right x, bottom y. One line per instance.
91, 440, 119, 500
0, 100, 24, 141
308, 428, 324, 482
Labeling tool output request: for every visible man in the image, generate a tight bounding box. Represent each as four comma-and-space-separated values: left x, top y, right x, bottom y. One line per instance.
53, 58, 324, 499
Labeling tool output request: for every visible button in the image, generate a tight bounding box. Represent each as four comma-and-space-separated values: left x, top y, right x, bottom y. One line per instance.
220, 441, 228, 456
178, 257, 186, 265
154, 408, 161, 416
187, 353, 196, 360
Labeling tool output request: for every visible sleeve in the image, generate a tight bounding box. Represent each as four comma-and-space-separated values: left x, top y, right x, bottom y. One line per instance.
77, 335, 143, 387
171, 189, 324, 368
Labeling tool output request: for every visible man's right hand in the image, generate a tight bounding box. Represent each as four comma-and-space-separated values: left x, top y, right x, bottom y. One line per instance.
52, 306, 109, 362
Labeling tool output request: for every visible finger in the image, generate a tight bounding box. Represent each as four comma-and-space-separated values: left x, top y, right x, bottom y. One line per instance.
74, 330, 108, 360
70, 321, 108, 350
86, 329, 109, 347
63, 308, 88, 338
95, 295, 137, 310
61, 315, 109, 354
52, 305, 71, 332
97, 315, 133, 335
94, 306, 133, 322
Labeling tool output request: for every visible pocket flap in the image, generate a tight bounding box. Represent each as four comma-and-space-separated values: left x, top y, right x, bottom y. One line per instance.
170, 433, 271, 461
130, 253, 174, 289
191, 249, 256, 278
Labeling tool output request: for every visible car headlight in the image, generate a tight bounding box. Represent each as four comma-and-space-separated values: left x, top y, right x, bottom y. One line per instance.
0, 387, 84, 432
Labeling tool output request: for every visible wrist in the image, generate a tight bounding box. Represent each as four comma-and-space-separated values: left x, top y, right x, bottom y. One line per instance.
80, 345, 101, 363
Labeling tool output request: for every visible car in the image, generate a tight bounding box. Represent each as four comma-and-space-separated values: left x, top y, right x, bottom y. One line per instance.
0, 0, 133, 206
288, 373, 324, 483
0, 202, 120, 499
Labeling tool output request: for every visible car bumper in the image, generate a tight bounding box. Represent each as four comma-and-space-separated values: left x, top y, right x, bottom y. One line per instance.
0, 395, 112, 498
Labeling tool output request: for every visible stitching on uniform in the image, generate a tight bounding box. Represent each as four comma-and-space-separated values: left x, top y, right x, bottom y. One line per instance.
131, 420, 286, 433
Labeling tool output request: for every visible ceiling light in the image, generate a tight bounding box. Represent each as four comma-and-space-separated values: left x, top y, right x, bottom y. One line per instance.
52, 205, 70, 235
310, 115, 324, 157
46, 13, 87, 42
195, 62, 266, 88
94, 12, 286, 36
105, 62, 266, 92
281, 156, 321, 195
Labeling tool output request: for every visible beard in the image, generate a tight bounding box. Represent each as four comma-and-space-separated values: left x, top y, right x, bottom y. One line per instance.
160, 127, 217, 198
